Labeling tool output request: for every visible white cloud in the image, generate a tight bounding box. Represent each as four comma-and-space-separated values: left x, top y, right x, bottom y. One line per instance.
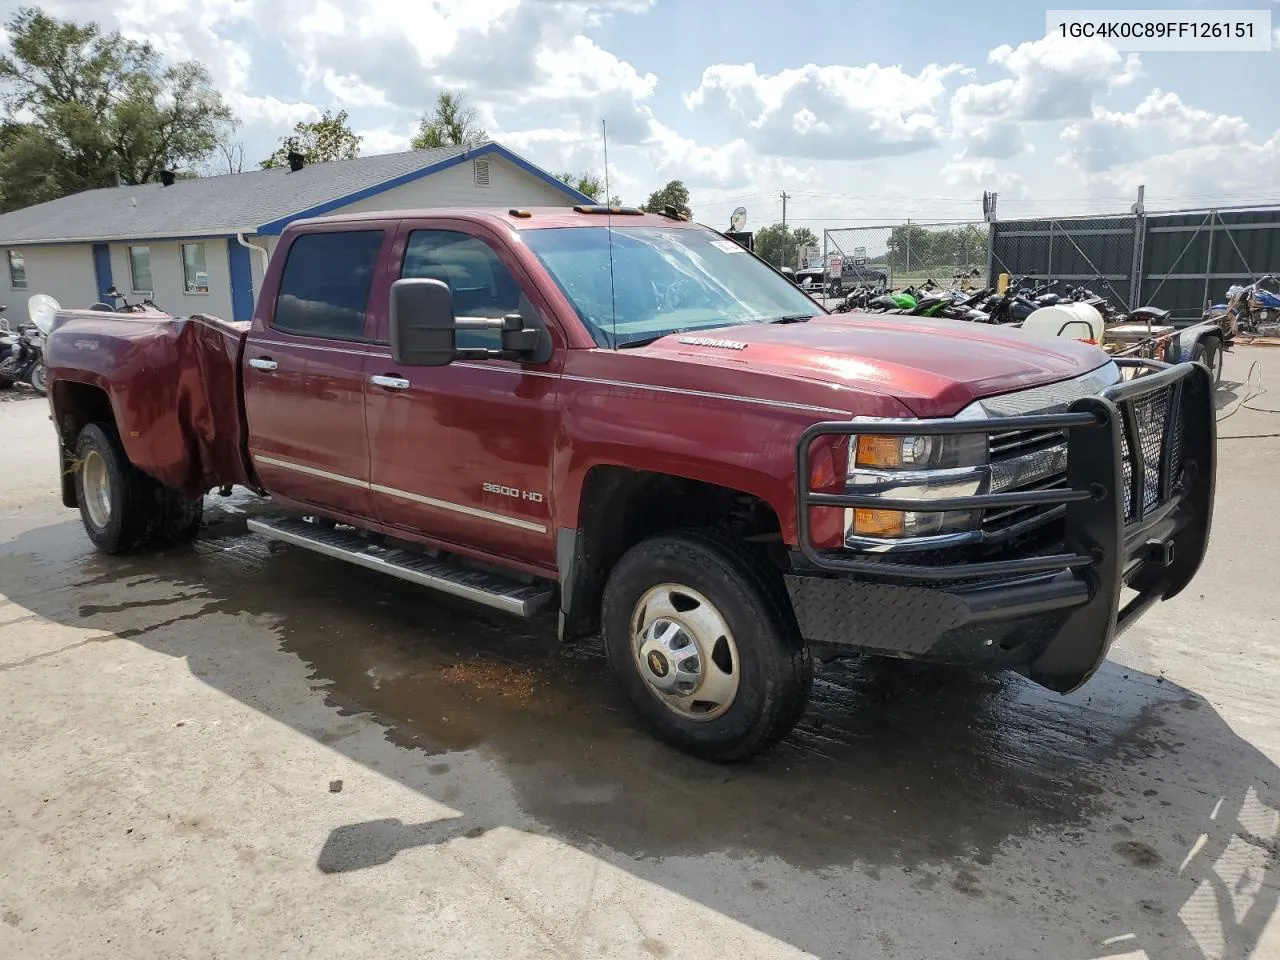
643, 120, 754, 189
321, 71, 390, 109
354, 126, 413, 155
1078, 130, 1280, 201
1060, 91, 1251, 174
684, 61, 966, 159
952, 35, 1141, 126
947, 34, 1142, 170
1130, 90, 1248, 143
942, 157, 1028, 199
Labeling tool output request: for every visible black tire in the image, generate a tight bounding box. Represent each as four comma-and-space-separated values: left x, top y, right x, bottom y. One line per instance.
0, 377, 13, 390
74, 422, 203, 554
1191, 337, 1223, 385
601, 529, 812, 762
27, 361, 46, 396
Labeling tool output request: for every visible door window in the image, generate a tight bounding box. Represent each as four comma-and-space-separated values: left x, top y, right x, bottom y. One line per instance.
274, 230, 384, 340
401, 230, 531, 349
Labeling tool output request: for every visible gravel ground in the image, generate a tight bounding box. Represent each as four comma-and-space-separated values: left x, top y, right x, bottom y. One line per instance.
1, 348, 1278, 960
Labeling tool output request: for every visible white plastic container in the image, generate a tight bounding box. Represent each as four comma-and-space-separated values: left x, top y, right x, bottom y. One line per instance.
1020, 302, 1104, 344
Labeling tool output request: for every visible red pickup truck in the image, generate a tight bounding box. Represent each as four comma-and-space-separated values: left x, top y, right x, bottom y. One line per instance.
44, 205, 1217, 761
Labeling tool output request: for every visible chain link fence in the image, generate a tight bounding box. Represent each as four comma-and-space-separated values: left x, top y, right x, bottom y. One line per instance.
824, 222, 988, 293
822, 205, 1280, 322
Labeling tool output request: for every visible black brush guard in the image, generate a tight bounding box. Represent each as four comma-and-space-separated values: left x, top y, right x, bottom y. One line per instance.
789, 359, 1216, 693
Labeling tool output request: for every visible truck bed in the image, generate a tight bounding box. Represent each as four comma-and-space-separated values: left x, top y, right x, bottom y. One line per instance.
45, 309, 254, 498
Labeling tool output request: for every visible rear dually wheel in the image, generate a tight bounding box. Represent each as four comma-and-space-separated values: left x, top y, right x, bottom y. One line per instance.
74, 423, 203, 554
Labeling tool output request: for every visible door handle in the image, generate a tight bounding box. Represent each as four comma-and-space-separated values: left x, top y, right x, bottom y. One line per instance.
369, 374, 410, 391
249, 357, 278, 371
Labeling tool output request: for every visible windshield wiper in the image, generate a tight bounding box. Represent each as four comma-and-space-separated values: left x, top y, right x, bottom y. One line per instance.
765, 314, 815, 324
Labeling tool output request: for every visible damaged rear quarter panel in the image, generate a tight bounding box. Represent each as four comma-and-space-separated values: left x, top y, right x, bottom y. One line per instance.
46, 310, 253, 497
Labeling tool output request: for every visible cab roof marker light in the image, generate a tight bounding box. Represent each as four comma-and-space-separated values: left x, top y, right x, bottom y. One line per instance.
508, 208, 533, 218
573, 204, 644, 216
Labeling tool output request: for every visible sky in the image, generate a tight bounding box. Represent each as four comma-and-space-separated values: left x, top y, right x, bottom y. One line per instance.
4, 0, 1279, 237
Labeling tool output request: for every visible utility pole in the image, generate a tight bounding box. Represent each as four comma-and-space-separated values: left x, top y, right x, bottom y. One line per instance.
780, 190, 791, 267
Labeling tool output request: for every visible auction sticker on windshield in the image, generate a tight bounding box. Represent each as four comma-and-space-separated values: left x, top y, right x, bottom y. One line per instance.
711, 239, 747, 253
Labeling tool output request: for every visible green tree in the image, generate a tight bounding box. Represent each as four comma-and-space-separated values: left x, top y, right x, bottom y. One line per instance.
0, 7, 232, 211
640, 179, 691, 218
886, 223, 987, 274
556, 170, 604, 200
411, 91, 488, 150
260, 109, 362, 169
754, 223, 818, 269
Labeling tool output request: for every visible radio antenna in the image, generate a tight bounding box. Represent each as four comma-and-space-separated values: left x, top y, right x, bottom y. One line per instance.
602, 118, 617, 348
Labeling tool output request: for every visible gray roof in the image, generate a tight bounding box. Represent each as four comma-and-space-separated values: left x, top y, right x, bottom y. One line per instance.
0, 143, 575, 245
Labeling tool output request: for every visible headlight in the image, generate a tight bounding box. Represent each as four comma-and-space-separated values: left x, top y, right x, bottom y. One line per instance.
853, 434, 986, 471
846, 432, 989, 549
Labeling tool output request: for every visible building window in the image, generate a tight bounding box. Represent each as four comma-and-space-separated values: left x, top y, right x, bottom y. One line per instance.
473, 159, 490, 187
129, 246, 153, 293
7, 250, 26, 289
181, 242, 209, 294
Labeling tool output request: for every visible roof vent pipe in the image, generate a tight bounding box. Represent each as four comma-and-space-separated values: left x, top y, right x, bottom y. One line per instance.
287, 151, 305, 172
159, 170, 176, 187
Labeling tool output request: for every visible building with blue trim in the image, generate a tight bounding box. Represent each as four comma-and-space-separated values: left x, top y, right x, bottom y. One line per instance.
0, 142, 592, 322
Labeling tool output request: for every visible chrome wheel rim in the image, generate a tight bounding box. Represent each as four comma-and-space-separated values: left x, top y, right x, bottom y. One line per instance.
29, 363, 45, 392
81, 449, 112, 529
630, 583, 740, 722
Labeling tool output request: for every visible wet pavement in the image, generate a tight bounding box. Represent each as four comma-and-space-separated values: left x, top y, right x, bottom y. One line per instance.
2, 349, 1279, 959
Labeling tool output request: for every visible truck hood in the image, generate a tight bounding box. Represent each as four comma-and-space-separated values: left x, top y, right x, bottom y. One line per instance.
638, 314, 1112, 418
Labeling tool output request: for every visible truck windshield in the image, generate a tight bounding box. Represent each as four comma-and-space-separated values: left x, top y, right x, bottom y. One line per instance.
522, 225, 825, 348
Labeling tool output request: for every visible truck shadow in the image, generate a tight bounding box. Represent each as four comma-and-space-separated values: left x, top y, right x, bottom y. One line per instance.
2, 502, 1277, 960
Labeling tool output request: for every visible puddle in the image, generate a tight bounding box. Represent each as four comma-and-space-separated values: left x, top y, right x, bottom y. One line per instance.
0, 494, 1206, 872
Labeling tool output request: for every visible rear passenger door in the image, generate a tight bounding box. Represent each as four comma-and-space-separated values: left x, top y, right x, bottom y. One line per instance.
365, 223, 564, 568
243, 228, 391, 521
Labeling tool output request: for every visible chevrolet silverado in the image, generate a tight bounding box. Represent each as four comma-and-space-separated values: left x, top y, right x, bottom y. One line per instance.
44, 205, 1216, 761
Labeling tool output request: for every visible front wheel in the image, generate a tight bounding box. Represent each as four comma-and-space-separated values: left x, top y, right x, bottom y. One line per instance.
601, 529, 812, 762
27, 361, 46, 395
74, 422, 203, 554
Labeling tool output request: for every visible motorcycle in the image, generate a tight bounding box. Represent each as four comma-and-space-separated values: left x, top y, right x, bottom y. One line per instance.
0, 318, 46, 395
94, 285, 162, 313
1219, 276, 1280, 335
0, 306, 14, 390
0, 294, 60, 396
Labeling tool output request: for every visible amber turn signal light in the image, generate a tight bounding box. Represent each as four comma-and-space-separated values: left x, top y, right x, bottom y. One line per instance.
853, 508, 906, 538
855, 435, 902, 469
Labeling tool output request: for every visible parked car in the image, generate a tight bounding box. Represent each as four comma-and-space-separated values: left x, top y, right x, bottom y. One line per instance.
43, 205, 1217, 762
809, 263, 888, 297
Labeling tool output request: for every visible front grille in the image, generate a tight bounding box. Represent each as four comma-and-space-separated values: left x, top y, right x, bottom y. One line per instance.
1119, 384, 1183, 523
984, 428, 1068, 539
986, 381, 1186, 533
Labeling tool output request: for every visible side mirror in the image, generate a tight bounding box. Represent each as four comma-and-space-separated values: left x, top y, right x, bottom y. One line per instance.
389, 277, 553, 366
390, 278, 458, 366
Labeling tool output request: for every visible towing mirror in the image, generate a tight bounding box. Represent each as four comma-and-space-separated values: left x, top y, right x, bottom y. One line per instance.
390, 278, 458, 367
